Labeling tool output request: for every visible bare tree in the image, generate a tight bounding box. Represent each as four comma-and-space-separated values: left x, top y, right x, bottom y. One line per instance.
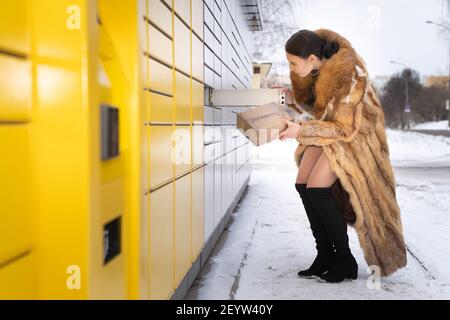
252, 0, 310, 77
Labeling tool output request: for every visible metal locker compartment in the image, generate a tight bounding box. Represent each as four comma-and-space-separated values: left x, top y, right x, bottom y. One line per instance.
0, 125, 30, 267
148, 0, 172, 34
192, 0, 204, 39
0, 1, 29, 55
213, 106, 222, 125
204, 24, 214, 49
214, 72, 222, 90
204, 128, 214, 147
192, 167, 205, 261
213, 0, 222, 22
192, 124, 204, 167
204, 45, 214, 70
192, 37, 204, 82
149, 58, 173, 96
174, 0, 190, 25
0, 253, 34, 299
229, 149, 236, 199
204, 4, 214, 32
175, 71, 190, 123
204, 106, 214, 126
214, 54, 222, 76
213, 18, 221, 43
222, 152, 233, 214
213, 160, 223, 225
0, 55, 31, 122
221, 38, 228, 68
175, 174, 191, 287
214, 34, 221, 58
173, 125, 192, 177
204, 0, 214, 13
174, 17, 190, 75
204, 142, 215, 164
192, 80, 204, 122
213, 137, 223, 161
204, 65, 214, 88
204, 163, 214, 241
149, 125, 174, 188
149, 182, 174, 300
236, 144, 247, 167
148, 91, 173, 123
148, 24, 173, 67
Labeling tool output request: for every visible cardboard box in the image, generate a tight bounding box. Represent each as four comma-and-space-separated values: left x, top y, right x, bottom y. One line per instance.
236, 102, 293, 146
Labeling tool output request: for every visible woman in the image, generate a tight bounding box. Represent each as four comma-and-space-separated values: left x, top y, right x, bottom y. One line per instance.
278, 29, 407, 283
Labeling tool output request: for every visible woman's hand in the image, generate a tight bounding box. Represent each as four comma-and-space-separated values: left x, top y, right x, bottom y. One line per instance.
278, 118, 301, 141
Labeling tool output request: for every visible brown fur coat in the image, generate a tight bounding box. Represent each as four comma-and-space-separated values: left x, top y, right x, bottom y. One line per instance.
288, 28, 407, 277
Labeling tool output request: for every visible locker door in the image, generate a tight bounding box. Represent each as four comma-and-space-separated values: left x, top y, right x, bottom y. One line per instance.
0, 1, 29, 55
0, 126, 31, 268
174, 174, 191, 287
149, 182, 174, 299
192, 167, 205, 261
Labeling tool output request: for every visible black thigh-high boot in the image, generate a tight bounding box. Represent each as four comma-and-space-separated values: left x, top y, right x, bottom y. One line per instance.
305, 185, 358, 283
295, 183, 335, 278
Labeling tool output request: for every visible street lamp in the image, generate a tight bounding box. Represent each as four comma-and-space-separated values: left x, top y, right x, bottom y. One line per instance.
426, 20, 450, 127
390, 60, 411, 129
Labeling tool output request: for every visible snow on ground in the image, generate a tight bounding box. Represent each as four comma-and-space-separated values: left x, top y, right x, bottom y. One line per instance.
386, 129, 450, 167
411, 120, 450, 131
188, 127, 450, 300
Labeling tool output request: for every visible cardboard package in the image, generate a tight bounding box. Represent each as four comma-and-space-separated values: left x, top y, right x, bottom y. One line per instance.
236, 102, 293, 146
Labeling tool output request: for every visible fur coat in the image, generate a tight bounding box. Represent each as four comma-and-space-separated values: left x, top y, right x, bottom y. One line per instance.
288, 28, 407, 277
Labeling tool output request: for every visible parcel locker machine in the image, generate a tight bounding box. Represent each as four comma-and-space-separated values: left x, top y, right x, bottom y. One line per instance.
208, 88, 287, 107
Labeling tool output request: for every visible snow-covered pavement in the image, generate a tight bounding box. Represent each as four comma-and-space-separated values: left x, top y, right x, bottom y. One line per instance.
186, 129, 450, 300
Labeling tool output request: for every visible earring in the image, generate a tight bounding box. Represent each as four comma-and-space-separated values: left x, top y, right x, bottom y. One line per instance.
310, 67, 319, 77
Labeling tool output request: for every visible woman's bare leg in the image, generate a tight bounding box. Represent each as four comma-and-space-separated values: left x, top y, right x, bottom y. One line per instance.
306, 151, 338, 188
296, 146, 323, 184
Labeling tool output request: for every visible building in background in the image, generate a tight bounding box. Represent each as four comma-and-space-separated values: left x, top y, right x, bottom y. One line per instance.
251, 61, 272, 88
423, 75, 449, 88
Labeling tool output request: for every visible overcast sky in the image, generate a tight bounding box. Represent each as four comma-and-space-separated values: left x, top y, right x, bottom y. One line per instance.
299, 0, 449, 77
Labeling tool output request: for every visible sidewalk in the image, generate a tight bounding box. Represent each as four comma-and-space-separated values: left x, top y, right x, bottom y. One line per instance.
186, 130, 450, 299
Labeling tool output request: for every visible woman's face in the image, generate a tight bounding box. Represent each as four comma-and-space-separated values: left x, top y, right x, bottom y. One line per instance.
286, 52, 315, 77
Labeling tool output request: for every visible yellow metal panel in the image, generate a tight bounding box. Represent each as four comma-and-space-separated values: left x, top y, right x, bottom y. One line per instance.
31, 0, 95, 299
0, 125, 30, 265
149, 24, 173, 67
175, 71, 190, 123
174, 0, 190, 26
98, 0, 144, 298
0, 253, 35, 299
0, 0, 29, 55
191, 0, 204, 39
192, 80, 204, 122
192, 124, 204, 167
192, 36, 204, 82
149, 125, 174, 188
174, 16, 190, 75
175, 174, 191, 287
148, 91, 173, 123
148, 0, 172, 34
174, 125, 192, 177
149, 58, 173, 95
0, 55, 32, 122
191, 167, 205, 261
149, 182, 174, 299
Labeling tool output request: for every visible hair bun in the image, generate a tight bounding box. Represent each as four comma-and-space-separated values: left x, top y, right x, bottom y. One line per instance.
322, 40, 340, 59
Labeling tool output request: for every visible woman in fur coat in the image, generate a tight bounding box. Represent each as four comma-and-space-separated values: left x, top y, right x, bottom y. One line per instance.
278, 29, 407, 283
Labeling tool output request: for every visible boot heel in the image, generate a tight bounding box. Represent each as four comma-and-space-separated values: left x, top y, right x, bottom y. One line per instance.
346, 265, 358, 280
